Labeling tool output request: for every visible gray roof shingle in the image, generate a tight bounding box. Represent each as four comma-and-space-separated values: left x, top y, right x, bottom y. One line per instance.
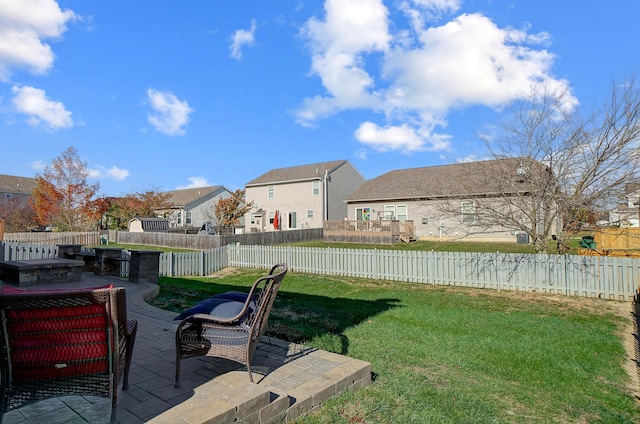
0, 174, 37, 195
164, 186, 223, 207
346, 158, 542, 202
246, 160, 348, 186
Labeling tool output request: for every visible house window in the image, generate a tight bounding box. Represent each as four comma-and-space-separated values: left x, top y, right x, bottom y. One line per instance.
186, 212, 191, 224
461, 201, 476, 223
269, 211, 275, 224
307, 209, 314, 219
312, 181, 320, 196
251, 213, 257, 224
383, 205, 395, 220
4, 194, 11, 201
268, 186, 274, 198
289, 212, 297, 229
396, 205, 408, 221
177, 212, 182, 225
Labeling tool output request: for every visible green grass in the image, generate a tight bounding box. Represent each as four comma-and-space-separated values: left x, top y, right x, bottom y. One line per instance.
152, 268, 639, 423
289, 238, 584, 254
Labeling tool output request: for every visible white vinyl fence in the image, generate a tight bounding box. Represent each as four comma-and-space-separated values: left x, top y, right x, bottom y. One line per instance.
1, 242, 59, 261
3, 242, 639, 301
226, 245, 639, 301
159, 248, 229, 277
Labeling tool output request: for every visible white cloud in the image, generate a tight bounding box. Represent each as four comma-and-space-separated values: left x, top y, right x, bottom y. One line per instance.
31, 160, 46, 171
230, 19, 257, 60
146, 88, 194, 136
106, 166, 129, 180
0, 0, 77, 80
298, 2, 577, 154
355, 121, 450, 153
456, 154, 487, 163
11, 85, 73, 130
176, 177, 210, 190
399, 0, 462, 30
296, 0, 391, 124
355, 122, 424, 152
89, 165, 130, 181
383, 14, 560, 111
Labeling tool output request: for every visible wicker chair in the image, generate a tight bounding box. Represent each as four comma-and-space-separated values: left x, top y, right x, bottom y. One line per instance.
0, 286, 137, 423
174, 264, 288, 386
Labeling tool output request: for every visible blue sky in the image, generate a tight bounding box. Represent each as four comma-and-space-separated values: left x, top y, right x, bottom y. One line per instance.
1, 0, 639, 197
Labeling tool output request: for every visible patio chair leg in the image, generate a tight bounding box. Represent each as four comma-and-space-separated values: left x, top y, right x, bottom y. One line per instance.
175, 355, 182, 387
247, 358, 254, 383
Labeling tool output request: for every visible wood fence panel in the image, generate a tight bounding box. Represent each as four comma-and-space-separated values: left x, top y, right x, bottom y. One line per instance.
3, 232, 100, 246
595, 228, 640, 250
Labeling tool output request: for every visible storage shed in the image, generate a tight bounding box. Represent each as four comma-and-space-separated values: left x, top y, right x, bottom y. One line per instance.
128, 217, 170, 233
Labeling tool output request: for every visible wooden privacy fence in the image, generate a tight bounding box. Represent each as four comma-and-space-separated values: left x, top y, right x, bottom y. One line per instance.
3, 232, 101, 246
595, 228, 640, 250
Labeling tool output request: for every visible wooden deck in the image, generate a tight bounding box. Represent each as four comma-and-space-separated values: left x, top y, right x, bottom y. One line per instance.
324, 220, 417, 244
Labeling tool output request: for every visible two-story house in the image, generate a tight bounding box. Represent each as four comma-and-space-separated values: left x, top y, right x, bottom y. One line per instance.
0, 174, 37, 205
244, 160, 366, 232
609, 183, 640, 227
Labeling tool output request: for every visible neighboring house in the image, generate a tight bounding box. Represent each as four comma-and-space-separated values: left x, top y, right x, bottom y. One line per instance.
159, 186, 234, 230
345, 159, 560, 242
0, 174, 36, 205
244, 160, 366, 232
128, 217, 169, 233
609, 184, 640, 227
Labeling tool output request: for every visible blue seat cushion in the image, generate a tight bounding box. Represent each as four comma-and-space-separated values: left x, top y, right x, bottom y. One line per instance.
173, 292, 254, 321
211, 291, 250, 303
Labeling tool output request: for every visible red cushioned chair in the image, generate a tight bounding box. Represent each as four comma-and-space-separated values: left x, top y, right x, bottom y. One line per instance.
0, 286, 137, 423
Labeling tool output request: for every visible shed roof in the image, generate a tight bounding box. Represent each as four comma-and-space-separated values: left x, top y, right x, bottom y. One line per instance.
246, 160, 348, 186
346, 158, 545, 202
0, 174, 37, 195
129, 217, 169, 231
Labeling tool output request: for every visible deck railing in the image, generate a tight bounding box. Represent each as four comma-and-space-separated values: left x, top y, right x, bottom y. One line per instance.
324, 220, 416, 243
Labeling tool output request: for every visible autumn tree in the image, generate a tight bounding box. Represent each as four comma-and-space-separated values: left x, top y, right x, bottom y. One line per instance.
213, 189, 253, 228
103, 190, 173, 229
0, 197, 38, 232
466, 77, 640, 253
31, 146, 101, 231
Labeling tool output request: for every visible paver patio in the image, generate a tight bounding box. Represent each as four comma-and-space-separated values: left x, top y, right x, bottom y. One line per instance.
1, 273, 371, 423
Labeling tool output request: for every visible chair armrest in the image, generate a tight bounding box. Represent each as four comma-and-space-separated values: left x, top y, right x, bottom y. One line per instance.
126, 319, 138, 337
182, 309, 250, 325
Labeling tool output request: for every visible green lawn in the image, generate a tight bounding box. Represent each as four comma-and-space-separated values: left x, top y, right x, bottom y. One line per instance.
152, 267, 639, 423
289, 238, 585, 254
96, 237, 585, 255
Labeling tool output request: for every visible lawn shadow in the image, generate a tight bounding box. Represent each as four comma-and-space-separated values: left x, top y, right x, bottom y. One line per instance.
157, 277, 401, 356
